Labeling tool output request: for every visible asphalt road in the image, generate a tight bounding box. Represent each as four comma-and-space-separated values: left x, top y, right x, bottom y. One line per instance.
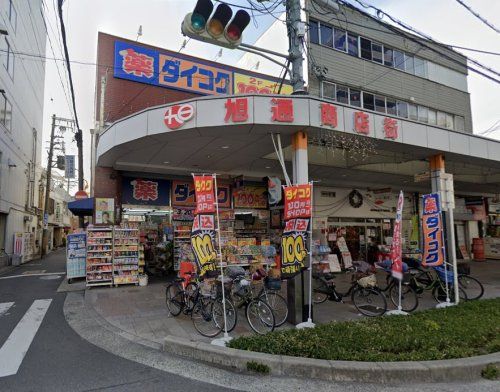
0, 249, 234, 392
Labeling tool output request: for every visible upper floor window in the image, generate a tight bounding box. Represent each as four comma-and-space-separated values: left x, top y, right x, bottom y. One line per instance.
322, 81, 335, 100
320, 24, 333, 48
0, 94, 12, 131
336, 84, 349, 104
372, 42, 383, 64
384, 47, 393, 67
405, 55, 415, 74
349, 88, 361, 107
396, 101, 408, 118
309, 20, 319, 45
347, 33, 358, 56
360, 37, 372, 60
455, 115, 465, 132
363, 92, 375, 111
393, 50, 405, 70
334, 28, 347, 51
414, 57, 427, 77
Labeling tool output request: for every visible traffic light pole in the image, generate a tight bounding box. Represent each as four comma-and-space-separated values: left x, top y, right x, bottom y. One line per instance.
286, 0, 305, 93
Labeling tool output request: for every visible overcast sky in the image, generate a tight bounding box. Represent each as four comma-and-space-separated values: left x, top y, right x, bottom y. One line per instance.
40, 0, 500, 191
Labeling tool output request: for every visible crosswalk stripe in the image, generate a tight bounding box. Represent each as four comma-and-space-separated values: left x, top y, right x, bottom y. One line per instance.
0, 302, 14, 316
0, 299, 52, 377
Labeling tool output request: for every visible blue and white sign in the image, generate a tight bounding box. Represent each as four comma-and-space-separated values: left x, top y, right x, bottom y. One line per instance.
65, 155, 75, 179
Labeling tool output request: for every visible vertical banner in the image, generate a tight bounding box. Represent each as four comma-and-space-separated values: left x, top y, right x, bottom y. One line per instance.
193, 175, 216, 214
422, 193, 446, 267
191, 175, 217, 276
391, 191, 404, 280
281, 184, 312, 279
190, 214, 218, 276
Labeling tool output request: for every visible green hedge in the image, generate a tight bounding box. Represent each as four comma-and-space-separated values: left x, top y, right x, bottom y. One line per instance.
228, 298, 500, 362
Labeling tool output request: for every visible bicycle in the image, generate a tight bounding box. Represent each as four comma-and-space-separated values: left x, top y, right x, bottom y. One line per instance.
410, 266, 468, 303
229, 273, 276, 335
165, 269, 237, 338
252, 274, 288, 327
312, 268, 387, 317
375, 264, 419, 312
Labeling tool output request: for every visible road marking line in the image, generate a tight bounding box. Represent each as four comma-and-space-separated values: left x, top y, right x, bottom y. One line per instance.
0, 272, 65, 280
0, 299, 52, 377
0, 302, 14, 316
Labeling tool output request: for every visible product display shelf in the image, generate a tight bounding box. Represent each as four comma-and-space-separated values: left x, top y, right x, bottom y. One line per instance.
174, 223, 194, 270
138, 244, 145, 274
86, 227, 114, 287
113, 228, 140, 286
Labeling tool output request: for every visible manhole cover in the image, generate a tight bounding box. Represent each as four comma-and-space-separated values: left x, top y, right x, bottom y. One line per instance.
39, 275, 62, 280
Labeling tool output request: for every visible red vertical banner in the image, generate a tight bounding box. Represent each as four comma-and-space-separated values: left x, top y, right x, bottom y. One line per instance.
281, 184, 312, 279
283, 184, 312, 220
193, 175, 215, 214
391, 191, 404, 280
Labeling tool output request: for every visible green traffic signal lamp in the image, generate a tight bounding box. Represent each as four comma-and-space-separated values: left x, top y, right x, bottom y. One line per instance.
191, 0, 213, 32
181, 0, 251, 49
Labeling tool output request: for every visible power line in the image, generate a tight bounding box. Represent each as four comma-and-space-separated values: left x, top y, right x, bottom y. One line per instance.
454, 0, 500, 34
57, 0, 80, 130
39, 0, 74, 119
449, 45, 500, 56
338, 0, 500, 84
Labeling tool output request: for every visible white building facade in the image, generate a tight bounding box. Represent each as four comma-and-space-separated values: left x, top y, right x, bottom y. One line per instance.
0, 0, 46, 261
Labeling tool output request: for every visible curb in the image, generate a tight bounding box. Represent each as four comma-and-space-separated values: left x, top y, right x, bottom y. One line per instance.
163, 335, 500, 383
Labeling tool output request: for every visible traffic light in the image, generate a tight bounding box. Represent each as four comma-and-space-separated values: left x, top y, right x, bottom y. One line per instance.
182, 0, 251, 49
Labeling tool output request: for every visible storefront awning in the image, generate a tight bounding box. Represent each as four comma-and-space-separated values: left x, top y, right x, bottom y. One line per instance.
68, 198, 94, 216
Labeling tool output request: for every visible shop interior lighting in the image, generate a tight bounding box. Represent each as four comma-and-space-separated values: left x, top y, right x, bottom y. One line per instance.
221, 145, 229, 149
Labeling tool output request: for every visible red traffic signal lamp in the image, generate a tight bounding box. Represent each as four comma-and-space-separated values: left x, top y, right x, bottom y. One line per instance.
182, 0, 251, 49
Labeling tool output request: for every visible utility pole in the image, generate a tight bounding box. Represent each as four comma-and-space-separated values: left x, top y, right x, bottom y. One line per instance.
75, 127, 84, 228
286, 0, 306, 93
42, 114, 56, 257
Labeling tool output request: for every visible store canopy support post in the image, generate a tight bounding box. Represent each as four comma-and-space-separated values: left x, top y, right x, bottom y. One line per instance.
211, 173, 232, 346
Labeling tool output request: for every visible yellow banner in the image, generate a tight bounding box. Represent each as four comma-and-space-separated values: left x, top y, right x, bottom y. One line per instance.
234, 73, 292, 95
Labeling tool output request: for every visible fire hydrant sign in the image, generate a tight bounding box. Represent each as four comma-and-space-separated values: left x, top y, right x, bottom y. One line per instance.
422, 193, 445, 267
283, 184, 312, 220
193, 175, 215, 214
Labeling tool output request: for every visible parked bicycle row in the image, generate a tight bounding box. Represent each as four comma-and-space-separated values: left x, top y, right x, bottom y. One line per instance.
312, 258, 484, 315
165, 262, 287, 337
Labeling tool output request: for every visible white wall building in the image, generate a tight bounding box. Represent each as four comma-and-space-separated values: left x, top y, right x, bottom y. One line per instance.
0, 0, 46, 261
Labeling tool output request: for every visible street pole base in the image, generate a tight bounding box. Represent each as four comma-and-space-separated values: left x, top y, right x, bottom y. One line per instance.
386, 309, 409, 316
211, 335, 233, 347
296, 319, 315, 329
436, 301, 456, 309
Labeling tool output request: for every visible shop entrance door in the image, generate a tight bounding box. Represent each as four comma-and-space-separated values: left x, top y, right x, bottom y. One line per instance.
328, 219, 384, 263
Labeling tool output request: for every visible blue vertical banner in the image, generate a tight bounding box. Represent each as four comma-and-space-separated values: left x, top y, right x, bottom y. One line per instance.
422, 193, 446, 267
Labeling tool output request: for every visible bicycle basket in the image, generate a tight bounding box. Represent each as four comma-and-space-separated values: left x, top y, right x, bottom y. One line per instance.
264, 276, 282, 290
226, 266, 246, 279
357, 274, 377, 288
433, 266, 454, 284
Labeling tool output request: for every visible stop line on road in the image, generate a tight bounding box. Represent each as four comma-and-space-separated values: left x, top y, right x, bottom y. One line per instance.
0, 299, 52, 378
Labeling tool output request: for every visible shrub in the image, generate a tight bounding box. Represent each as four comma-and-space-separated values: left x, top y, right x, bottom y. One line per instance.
481, 364, 499, 380
229, 298, 500, 362
246, 361, 270, 374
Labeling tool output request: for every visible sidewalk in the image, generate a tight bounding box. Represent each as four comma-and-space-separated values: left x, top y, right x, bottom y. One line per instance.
83, 260, 500, 346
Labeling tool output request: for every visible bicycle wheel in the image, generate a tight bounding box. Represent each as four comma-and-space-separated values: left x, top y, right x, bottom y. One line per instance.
414, 270, 434, 287
389, 283, 419, 312
165, 283, 183, 316
184, 282, 198, 313
213, 297, 238, 333
259, 291, 288, 327
458, 275, 484, 300
312, 279, 329, 304
351, 286, 387, 317
432, 284, 468, 303
246, 299, 275, 335
191, 297, 222, 338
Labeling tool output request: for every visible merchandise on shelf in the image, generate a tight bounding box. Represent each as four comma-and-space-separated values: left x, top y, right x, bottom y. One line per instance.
173, 222, 194, 270
113, 228, 140, 285
86, 227, 114, 287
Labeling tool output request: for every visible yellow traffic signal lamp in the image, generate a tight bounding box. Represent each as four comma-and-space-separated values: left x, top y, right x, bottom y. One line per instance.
182, 0, 251, 49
